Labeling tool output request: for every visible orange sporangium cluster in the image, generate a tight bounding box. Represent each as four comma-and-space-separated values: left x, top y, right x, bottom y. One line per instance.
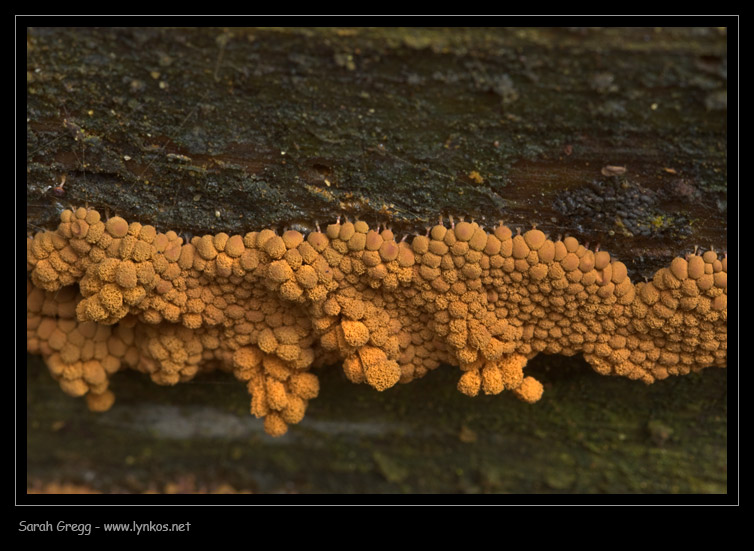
27, 208, 727, 436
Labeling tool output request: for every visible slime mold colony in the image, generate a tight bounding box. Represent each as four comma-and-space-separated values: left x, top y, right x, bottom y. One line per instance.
27, 208, 727, 436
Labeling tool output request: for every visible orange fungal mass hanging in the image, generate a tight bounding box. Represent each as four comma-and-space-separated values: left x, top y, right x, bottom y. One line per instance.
27, 208, 727, 436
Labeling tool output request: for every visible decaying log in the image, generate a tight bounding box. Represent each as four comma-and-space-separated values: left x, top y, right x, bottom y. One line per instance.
25, 27, 728, 494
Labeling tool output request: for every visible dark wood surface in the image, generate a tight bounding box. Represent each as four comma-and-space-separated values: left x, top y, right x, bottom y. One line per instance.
25, 27, 729, 494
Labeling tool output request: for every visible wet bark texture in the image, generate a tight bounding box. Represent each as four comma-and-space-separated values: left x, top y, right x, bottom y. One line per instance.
26, 27, 728, 494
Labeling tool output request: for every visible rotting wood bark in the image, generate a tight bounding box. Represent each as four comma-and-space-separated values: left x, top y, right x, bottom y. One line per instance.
27, 27, 727, 280
25, 26, 729, 494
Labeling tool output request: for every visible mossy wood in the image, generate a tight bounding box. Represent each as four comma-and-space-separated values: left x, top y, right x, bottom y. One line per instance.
26, 27, 727, 494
